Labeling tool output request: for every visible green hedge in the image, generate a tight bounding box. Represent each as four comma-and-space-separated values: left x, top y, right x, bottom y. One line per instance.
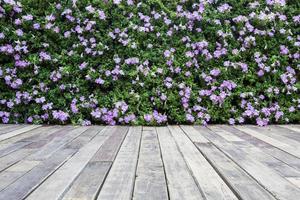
0, 0, 299, 125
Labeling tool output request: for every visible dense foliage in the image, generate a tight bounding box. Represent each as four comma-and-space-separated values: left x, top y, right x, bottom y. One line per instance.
0, 0, 299, 125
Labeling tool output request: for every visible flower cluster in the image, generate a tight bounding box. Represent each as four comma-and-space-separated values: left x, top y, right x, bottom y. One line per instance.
0, 0, 299, 126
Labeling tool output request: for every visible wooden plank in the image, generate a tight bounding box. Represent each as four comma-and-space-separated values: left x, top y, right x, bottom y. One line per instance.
26, 127, 113, 200
0, 124, 15, 131
279, 125, 300, 133
210, 126, 300, 181
0, 126, 64, 146
62, 161, 112, 200
180, 125, 210, 143
0, 126, 75, 172
0, 141, 31, 158
0, 148, 35, 172
0, 127, 103, 196
0, 125, 41, 142
0, 148, 77, 200
235, 126, 300, 158
287, 177, 300, 188
142, 126, 154, 131
195, 126, 300, 200
24, 126, 75, 149
156, 127, 203, 200
222, 126, 300, 172
60, 127, 112, 200
194, 142, 277, 200
251, 126, 300, 147
0, 160, 40, 191
169, 126, 237, 200
0, 125, 27, 135
91, 126, 129, 162
63, 126, 105, 150
0, 126, 61, 157
97, 126, 142, 200
26, 126, 89, 160
22, 126, 74, 146
133, 127, 169, 200
0, 126, 104, 194
209, 126, 244, 142
274, 125, 300, 142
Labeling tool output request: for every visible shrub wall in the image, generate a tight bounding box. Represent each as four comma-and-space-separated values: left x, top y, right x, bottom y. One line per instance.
0, 0, 299, 125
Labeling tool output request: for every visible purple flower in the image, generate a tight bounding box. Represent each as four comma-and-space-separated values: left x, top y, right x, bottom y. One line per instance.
7, 101, 14, 108
275, 111, 283, 121
256, 118, 269, 126
289, 106, 295, 112
39, 51, 51, 61
79, 62, 87, 70
144, 114, 152, 122
238, 117, 245, 124
15, 60, 30, 68
42, 103, 53, 110
280, 45, 289, 55
186, 113, 195, 122
257, 70, 264, 77
2, 117, 9, 124
35, 97, 46, 104
27, 116, 33, 123
98, 10, 106, 20
164, 50, 171, 58
82, 120, 91, 126
50, 71, 62, 82
71, 103, 78, 113
95, 78, 104, 85
217, 3, 232, 13
86, 5, 95, 13
52, 110, 69, 122
210, 69, 220, 76
91, 109, 101, 119
22, 14, 33, 21
125, 57, 139, 65
16, 29, 23, 36
33, 23, 40, 29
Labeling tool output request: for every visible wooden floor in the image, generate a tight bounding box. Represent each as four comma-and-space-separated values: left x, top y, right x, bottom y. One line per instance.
0, 125, 300, 200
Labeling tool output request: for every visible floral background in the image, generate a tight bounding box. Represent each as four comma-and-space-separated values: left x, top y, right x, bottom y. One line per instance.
0, 0, 299, 126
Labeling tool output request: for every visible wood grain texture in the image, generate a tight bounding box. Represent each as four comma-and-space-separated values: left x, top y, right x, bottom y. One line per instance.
133, 127, 169, 200
0, 148, 35, 172
0, 125, 298, 200
0, 125, 41, 142
156, 126, 204, 200
223, 126, 300, 172
0, 160, 40, 191
26, 126, 89, 161
0, 148, 77, 200
97, 126, 142, 200
91, 126, 129, 162
0, 126, 67, 157
169, 125, 237, 200
62, 161, 112, 200
250, 126, 300, 147
26, 127, 111, 200
210, 126, 300, 179
195, 126, 300, 200
0, 126, 64, 146
0, 125, 27, 135
235, 126, 300, 158
279, 125, 300, 133
195, 142, 277, 200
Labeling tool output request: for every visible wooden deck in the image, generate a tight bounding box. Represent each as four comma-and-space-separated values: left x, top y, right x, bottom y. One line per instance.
0, 125, 300, 200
